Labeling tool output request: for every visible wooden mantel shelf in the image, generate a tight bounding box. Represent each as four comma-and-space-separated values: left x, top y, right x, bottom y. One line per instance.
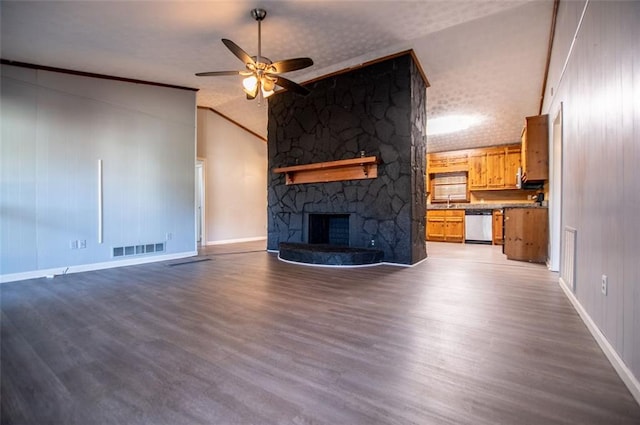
273, 156, 378, 185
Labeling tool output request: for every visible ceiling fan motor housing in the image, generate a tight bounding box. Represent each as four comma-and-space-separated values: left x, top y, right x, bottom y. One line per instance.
251, 9, 267, 21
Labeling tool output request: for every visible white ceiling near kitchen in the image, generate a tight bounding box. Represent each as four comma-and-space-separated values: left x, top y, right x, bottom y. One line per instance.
0, 1, 554, 152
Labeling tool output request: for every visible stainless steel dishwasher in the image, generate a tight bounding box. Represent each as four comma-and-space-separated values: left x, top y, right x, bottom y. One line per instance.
464, 209, 493, 244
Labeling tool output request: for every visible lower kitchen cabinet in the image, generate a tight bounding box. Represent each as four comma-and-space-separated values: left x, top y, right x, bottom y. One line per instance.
426, 210, 465, 243
492, 210, 504, 245
503, 208, 547, 262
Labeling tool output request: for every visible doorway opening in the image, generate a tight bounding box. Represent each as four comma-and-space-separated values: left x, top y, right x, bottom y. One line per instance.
549, 104, 563, 271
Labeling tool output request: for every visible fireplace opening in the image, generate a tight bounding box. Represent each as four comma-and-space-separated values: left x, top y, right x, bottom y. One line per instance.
308, 214, 350, 246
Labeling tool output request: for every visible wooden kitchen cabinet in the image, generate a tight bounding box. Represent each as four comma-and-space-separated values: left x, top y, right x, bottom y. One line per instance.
503, 208, 547, 262
504, 145, 522, 189
492, 209, 504, 245
468, 144, 520, 190
445, 211, 465, 242
428, 143, 522, 192
426, 213, 446, 241
468, 152, 487, 190
486, 148, 505, 188
521, 115, 549, 182
427, 151, 469, 174
426, 210, 465, 243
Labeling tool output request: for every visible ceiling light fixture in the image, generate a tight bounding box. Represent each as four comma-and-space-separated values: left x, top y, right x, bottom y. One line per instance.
427, 114, 484, 136
242, 74, 275, 99
196, 8, 313, 103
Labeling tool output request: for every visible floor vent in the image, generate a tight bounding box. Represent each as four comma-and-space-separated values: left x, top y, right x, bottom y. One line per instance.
561, 227, 577, 291
113, 242, 165, 258
167, 258, 211, 267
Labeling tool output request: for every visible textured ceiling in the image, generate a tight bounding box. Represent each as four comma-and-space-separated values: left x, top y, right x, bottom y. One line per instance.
0, 1, 554, 152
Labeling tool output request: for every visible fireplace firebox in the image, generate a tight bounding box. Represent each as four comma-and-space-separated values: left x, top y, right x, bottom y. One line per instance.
308, 214, 350, 246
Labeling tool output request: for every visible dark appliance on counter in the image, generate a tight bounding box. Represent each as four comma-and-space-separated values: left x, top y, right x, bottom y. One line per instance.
464, 210, 493, 244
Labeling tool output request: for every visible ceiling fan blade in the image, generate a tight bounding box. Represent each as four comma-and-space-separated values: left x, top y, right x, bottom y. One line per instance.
275, 76, 310, 96
269, 57, 314, 74
195, 70, 243, 77
222, 39, 255, 65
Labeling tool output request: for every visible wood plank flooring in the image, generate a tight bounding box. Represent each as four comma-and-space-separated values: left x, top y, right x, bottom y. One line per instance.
2, 242, 639, 424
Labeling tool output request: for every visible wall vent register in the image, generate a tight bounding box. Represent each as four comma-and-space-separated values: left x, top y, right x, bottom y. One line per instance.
113, 242, 165, 258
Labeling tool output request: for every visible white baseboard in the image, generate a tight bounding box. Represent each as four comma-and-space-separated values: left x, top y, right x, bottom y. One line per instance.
0, 251, 198, 284
559, 277, 640, 406
205, 236, 266, 246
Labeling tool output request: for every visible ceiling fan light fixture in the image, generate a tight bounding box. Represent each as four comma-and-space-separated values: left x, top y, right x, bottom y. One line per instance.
242, 75, 258, 96
261, 86, 275, 99
262, 77, 276, 98
196, 8, 313, 99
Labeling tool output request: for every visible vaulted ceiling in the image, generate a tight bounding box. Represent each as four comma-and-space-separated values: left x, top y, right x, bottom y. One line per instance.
1, 1, 554, 152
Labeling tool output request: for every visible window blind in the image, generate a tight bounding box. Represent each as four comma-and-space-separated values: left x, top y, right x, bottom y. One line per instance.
431, 172, 468, 202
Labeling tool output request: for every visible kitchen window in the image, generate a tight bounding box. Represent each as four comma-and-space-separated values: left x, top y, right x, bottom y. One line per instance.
430, 172, 469, 202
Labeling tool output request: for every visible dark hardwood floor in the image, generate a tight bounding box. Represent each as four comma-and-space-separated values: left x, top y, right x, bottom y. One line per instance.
2, 242, 639, 424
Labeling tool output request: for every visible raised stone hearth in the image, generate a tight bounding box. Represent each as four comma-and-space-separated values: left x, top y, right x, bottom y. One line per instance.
279, 243, 384, 266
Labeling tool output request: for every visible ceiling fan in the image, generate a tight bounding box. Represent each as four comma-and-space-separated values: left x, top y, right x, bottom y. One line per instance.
196, 8, 313, 101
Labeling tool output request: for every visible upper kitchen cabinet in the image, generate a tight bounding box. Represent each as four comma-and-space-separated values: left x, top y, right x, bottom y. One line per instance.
468, 144, 521, 190
521, 115, 549, 182
468, 150, 487, 190
427, 151, 469, 174
504, 145, 522, 189
486, 148, 505, 188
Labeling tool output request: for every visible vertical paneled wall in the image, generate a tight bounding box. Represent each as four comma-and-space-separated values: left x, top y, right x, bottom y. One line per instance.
542, 1, 640, 388
1, 65, 197, 278
267, 53, 427, 265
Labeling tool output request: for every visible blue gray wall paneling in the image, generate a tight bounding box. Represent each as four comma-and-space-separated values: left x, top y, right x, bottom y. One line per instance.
1, 65, 197, 278
541, 1, 640, 397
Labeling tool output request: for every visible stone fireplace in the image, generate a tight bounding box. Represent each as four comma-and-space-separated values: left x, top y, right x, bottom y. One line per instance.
267, 52, 428, 265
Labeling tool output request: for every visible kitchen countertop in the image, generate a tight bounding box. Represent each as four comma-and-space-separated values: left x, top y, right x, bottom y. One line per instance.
427, 202, 548, 210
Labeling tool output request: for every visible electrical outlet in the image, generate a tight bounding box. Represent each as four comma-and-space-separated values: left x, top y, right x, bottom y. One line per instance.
79, 239, 87, 249
70, 240, 78, 249
166, 232, 172, 241
601, 274, 608, 296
